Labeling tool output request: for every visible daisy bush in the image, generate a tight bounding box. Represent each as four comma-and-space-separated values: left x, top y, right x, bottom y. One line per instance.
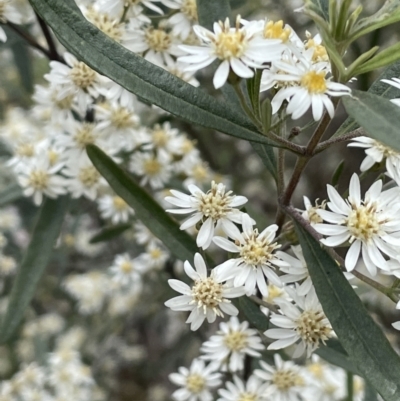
1, 0, 400, 400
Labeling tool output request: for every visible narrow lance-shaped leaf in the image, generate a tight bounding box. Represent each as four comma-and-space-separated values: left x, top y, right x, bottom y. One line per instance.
89, 223, 132, 244
28, 0, 279, 147
0, 184, 23, 207
335, 60, 400, 138
86, 144, 198, 262
294, 222, 400, 401
343, 89, 400, 153
0, 196, 69, 343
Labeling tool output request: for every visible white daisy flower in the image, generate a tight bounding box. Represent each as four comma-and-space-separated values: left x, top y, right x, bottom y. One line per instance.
381, 77, 400, 107
270, 57, 351, 120
129, 151, 172, 189
139, 240, 170, 271
265, 286, 332, 358
179, 16, 286, 89
125, 24, 183, 67
301, 196, 326, 225
0, 0, 33, 42
213, 213, 287, 296
165, 181, 248, 249
217, 375, 269, 401
164, 253, 246, 330
162, 0, 198, 40
63, 155, 107, 200
254, 354, 305, 401
97, 194, 134, 224
169, 358, 221, 401
348, 136, 400, 178
109, 253, 145, 287
17, 155, 67, 206
45, 53, 105, 110
277, 245, 313, 296
200, 316, 264, 372
314, 173, 400, 275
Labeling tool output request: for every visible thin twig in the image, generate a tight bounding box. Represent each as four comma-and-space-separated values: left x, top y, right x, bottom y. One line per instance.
7, 22, 53, 60
35, 12, 63, 62
315, 127, 365, 154
249, 295, 279, 313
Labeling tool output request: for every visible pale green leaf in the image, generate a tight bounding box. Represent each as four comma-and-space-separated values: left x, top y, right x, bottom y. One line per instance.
28, 0, 277, 147
335, 61, 400, 137
295, 222, 400, 401
86, 144, 198, 262
343, 89, 400, 153
0, 196, 69, 343
89, 223, 131, 244
0, 184, 23, 207
351, 0, 400, 41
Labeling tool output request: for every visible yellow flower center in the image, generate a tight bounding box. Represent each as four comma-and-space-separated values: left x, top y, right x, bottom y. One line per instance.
145, 27, 172, 52
238, 394, 257, 401
52, 93, 74, 110
16, 144, 35, 157
192, 276, 224, 313
89, 11, 123, 42
264, 284, 284, 304
238, 232, 280, 266
374, 140, 399, 158
186, 374, 205, 393
74, 123, 95, 148
264, 20, 291, 42
223, 330, 248, 351
307, 362, 324, 379
150, 248, 162, 259
272, 369, 304, 391
64, 234, 75, 247
197, 182, 233, 220
79, 166, 100, 187
305, 38, 329, 62
181, 0, 198, 21
152, 128, 169, 147
295, 310, 331, 346
143, 158, 162, 176
346, 203, 383, 242
300, 71, 327, 94
110, 107, 138, 130
112, 196, 128, 211
120, 261, 133, 274
191, 164, 208, 182
28, 170, 49, 190
70, 62, 97, 90
306, 199, 326, 224
214, 29, 247, 60
181, 139, 195, 154
48, 149, 59, 166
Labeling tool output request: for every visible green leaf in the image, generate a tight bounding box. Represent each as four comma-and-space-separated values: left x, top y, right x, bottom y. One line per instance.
196, 0, 230, 30
351, 0, 400, 41
364, 382, 379, 401
294, 222, 400, 401
331, 160, 344, 187
353, 42, 400, 76
316, 340, 360, 376
0, 196, 69, 343
89, 223, 131, 244
0, 184, 23, 207
335, 61, 400, 137
307, 0, 330, 20
28, 0, 277, 147
237, 296, 269, 332
86, 145, 198, 262
10, 37, 33, 93
343, 89, 400, 153
251, 142, 277, 182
